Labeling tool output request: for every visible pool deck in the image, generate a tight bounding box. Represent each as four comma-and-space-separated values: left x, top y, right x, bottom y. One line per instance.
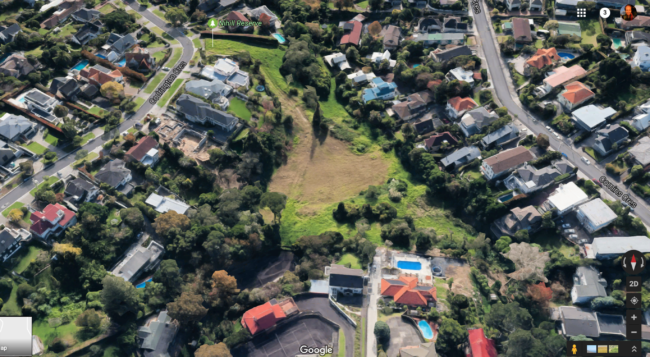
391, 253, 433, 284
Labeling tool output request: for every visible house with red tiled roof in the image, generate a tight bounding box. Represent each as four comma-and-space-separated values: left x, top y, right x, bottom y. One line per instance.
524, 48, 560, 76
126, 136, 159, 166
381, 275, 436, 308
467, 328, 497, 357
427, 79, 443, 92
30, 203, 77, 242
446, 96, 477, 119
340, 21, 362, 46
423, 131, 458, 152
225, 11, 252, 32
241, 298, 299, 335
79, 65, 123, 87
557, 81, 594, 112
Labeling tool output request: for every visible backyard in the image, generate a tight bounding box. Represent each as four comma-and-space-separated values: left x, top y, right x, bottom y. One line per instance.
22, 141, 47, 154
579, 19, 603, 45
337, 253, 362, 269
227, 97, 252, 122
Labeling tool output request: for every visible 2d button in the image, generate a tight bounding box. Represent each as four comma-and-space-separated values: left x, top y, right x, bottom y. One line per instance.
627, 276, 643, 292
627, 293, 643, 308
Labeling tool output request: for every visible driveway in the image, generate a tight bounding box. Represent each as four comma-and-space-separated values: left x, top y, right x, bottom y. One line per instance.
385, 316, 422, 357
295, 295, 355, 357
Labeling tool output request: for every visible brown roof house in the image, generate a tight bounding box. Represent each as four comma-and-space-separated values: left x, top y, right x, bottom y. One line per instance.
491, 205, 543, 238
422, 131, 458, 152
524, 48, 560, 76
225, 11, 252, 32
512, 18, 533, 44
40, 0, 84, 29
480, 146, 535, 181
392, 91, 432, 121
618, 16, 650, 29
0, 54, 36, 79
383, 25, 401, 50
126, 136, 159, 167
125, 46, 155, 73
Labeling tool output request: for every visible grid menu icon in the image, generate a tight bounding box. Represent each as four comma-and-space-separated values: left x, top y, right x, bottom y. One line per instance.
578, 8, 587, 17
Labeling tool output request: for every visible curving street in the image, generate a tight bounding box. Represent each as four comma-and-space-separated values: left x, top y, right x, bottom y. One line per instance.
473, 0, 650, 225
0, 3, 195, 210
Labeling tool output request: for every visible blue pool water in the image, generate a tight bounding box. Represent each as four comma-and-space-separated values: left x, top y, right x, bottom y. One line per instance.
18, 96, 25, 103
413, 64, 420, 68
612, 38, 623, 49
116, 58, 126, 67
397, 261, 422, 270
273, 33, 286, 43
135, 278, 153, 289
72, 60, 89, 71
498, 192, 515, 202
557, 52, 575, 60
418, 320, 433, 339
96, 54, 107, 59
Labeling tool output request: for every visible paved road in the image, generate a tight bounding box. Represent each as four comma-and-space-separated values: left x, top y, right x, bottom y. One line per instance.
473, 1, 650, 225
294, 295, 356, 357
366, 255, 380, 357
0, 3, 194, 210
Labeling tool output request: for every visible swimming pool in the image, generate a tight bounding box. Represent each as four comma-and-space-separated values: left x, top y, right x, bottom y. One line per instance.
96, 54, 107, 59
17, 96, 25, 103
557, 52, 575, 60
273, 33, 286, 43
116, 58, 126, 67
135, 277, 153, 289
418, 320, 433, 339
612, 38, 623, 49
498, 191, 516, 202
413, 64, 420, 68
72, 60, 89, 71
397, 261, 422, 270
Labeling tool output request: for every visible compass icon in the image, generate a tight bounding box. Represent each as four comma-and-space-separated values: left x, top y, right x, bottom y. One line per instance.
623, 250, 646, 275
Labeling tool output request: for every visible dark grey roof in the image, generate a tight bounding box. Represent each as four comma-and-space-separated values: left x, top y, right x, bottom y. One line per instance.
481, 124, 518, 146
74, 20, 102, 41
598, 124, 628, 143
72, 8, 101, 21
414, 119, 434, 135
517, 164, 562, 186
627, 31, 650, 43
329, 264, 364, 289
80, 83, 99, 99
433, 45, 472, 62
55, 78, 80, 98
110, 33, 137, 53
461, 107, 498, 135
561, 307, 600, 337
0, 229, 20, 256
65, 178, 95, 199
419, 17, 442, 31
0, 148, 14, 166
0, 24, 21, 43
49, 77, 67, 95
573, 266, 607, 300
140, 311, 178, 356
25, 90, 51, 105
0, 114, 33, 141
176, 94, 238, 127
95, 159, 131, 187
413, 285, 433, 291
596, 314, 625, 336
106, 33, 122, 45
441, 146, 481, 167
197, 0, 220, 11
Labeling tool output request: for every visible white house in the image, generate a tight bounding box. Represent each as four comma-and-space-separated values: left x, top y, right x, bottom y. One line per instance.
29, 203, 77, 242
201, 58, 250, 89
586, 236, 650, 259
185, 79, 232, 110
634, 45, 650, 71
347, 70, 376, 85
145, 193, 190, 214
367, 50, 396, 68
112, 240, 165, 283
575, 199, 618, 233
323, 52, 351, 71
446, 96, 477, 119
327, 264, 365, 297
546, 182, 589, 215
446, 67, 475, 86
571, 266, 607, 304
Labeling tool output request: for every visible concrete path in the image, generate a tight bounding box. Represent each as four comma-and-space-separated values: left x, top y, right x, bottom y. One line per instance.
366, 255, 380, 357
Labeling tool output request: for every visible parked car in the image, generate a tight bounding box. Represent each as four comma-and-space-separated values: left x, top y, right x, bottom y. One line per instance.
592, 178, 602, 187
562, 224, 571, 229
546, 126, 551, 130
579, 239, 589, 244
622, 201, 635, 211
581, 157, 590, 165
162, 67, 170, 72
564, 229, 575, 234
569, 234, 578, 239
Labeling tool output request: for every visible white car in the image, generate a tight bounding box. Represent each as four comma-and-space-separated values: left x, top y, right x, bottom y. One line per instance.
581, 157, 590, 165
546, 126, 551, 130
564, 229, 575, 234
569, 234, 578, 239
562, 224, 571, 229
554, 133, 560, 138
579, 239, 589, 244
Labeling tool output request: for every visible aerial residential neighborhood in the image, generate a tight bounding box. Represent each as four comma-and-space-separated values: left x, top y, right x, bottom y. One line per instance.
0, 0, 650, 355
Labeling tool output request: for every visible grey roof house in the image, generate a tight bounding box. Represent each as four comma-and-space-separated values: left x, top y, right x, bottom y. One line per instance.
72, 20, 103, 45
383, 25, 401, 50
629, 136, 650, 168
572, 105, 616, 132
418, 17, 442, 33
49, 77, 80, 101
490, 206, 542, 238
556, 307, 625, 339
460, 107, 499, 137
328, 264, 364, 297
176, 94, 238, 132
442, 16, 468, 33
480, 124, 519, 148
504, 159, 574, 194
440, 146, 481, 169
112, 240, 165, 283
0, 228, 31, 263
571, 266, 607, 304
95, 159, 132, 188
65, 177, 99, 203
0, 113, 34, 142
71, 8, 101, 23
0, 145, 15, 166
586, 236, 650, 259
0, 24, 21, 44
0, 54, 35, 78
593, 124, 629, 156
138, 310, 179, 357
429, 45, 472, 63
576, 198, 618, 233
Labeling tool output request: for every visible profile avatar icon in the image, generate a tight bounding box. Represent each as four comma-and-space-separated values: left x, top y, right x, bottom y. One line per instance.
621, 4, 638, 21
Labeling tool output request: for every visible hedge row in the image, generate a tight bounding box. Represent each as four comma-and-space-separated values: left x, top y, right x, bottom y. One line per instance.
199, 31, 279, 46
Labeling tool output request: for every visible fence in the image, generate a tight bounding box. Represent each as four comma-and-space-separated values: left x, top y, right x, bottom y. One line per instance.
328, 296, 358, 327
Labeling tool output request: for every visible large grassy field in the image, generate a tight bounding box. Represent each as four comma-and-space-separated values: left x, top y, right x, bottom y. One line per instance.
144, 72, 166, 94
157, 78, 184, 107
98, 3, 116, 14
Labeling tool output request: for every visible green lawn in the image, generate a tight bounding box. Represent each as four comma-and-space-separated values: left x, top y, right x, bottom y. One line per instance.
233, 128, 249, 142
0, 281, 19, 315
144, 72, 166, 94
88, 106, 107, 117
15, 246, 42, 273
133, 97, 146, 111
25, 46, 43, 57
98, 3, 116, 14
157, 78, 184, 107
30, 176, 59, 196
2, 202, 25, 217
193, 38, 202, 49
152, 50, 167, 63
79, 132, 96, 146
338, 330, 346, 357
43, 133, 59, 146
150, 27, 179, 45
535, 39, 544, 49
0, 8, 21, 22
52, 23, 77, 39
337, 253, 362, 269
320, 77, 354, 125
72, 151, 98, 167
532, 230, 577, 258
356, 0, 368, 8
166, 48, 182, 68
127, 9, 142, 19
106, 207, 122, 225
579, 19, 603, 45
152, 8, 165, 19
584, 147, 605, 163
32, 320, 79, 347
21, 141, 47, 154
512, 71, 527, 86
228, 97, 253, 122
